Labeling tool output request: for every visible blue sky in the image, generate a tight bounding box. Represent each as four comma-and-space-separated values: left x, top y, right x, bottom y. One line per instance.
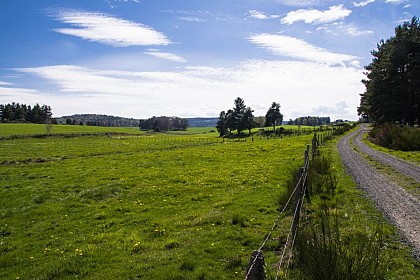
0, 0, 417, 120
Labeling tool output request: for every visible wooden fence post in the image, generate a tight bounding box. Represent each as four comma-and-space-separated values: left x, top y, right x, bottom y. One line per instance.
291, 167, 304, 238
246, 250, 266, 280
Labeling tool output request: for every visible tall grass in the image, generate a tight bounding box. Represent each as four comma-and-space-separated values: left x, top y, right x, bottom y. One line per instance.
295, 211, 389, 280
283, 150, 390, 279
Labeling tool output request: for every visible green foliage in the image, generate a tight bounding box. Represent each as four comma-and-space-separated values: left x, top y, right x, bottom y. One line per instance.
265, 102, 283, 131
358, 17, 420, 125
369, 123, 420, 151
288, 116, 330, 126
139, 116, 188, 132
217, 97, 256, 136
0, 102, 52, 124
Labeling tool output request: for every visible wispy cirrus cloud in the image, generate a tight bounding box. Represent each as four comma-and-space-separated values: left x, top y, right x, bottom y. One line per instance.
144, 50, 187, 63
0, 84, 42, 97
281, 5, 352, 25
248, 10, 280, 20
177, 16, 206, 22
52, 10, 171, 47
276, 0, 323, 6
248, 34, 358, 65
353, 0, 375, 7
385, 0, 408, 4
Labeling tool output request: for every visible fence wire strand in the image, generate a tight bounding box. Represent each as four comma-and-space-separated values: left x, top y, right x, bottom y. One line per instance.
245, 160, 307, 280
275, 158, 309, 279
245, 131, 334, 280
245, 148, 310, 280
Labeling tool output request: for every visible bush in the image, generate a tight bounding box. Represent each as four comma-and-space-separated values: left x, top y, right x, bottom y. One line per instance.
295, 212, 389, 280
369, 123, 420, 151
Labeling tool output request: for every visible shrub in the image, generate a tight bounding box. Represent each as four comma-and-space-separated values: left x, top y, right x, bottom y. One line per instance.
369, 123, 420, 151
295, 212, 389, 280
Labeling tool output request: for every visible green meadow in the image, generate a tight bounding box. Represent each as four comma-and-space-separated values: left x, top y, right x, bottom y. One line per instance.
0, 124, 312, 279
1, 124, 419, 279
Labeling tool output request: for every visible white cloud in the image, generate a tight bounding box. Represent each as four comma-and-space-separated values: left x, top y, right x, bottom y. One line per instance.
248, 10, 279, 20
309, 101, 350, 117
52, 10, 170, 47
248, 34, 358, 65
353, 0, 375, 7
12, 58, 363, 120
177, 16, 206, 22
345, 26, 374, 36
385, 0, 408, 4
0, 81, 12, 86
281, 5, 352, 25
0, 86, 41, 96
144, 50, 187, 63
276, 0, 322, 6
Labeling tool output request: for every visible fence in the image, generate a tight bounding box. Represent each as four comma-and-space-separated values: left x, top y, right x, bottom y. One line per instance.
245, 132, 327, 280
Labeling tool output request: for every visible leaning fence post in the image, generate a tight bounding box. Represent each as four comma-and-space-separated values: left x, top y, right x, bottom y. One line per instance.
246, 250, 266, 280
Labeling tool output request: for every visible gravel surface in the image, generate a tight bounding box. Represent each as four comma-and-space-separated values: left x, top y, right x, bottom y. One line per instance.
338, 125, 420, 257
353, 125, 420, 182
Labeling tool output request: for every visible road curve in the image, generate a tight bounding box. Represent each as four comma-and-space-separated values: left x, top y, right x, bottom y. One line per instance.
353, 125, 420, 182
338, 126, 420, 257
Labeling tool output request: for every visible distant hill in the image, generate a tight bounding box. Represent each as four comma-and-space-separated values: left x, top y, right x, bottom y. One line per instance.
186, 117, 218, 127
56, 114, 218, 128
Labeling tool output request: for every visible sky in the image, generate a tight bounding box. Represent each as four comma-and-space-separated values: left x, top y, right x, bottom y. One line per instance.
0, 0, 417, 120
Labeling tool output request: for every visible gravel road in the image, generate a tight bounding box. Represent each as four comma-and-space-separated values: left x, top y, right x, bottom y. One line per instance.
338, 125, 420, 257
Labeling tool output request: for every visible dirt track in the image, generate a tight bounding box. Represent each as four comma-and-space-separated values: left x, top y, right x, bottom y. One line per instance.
338, 125, 420, 257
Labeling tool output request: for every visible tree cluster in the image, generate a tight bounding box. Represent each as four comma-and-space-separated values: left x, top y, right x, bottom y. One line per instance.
288, 116, 331, 126
264, 102, 283, 131
358, 17, 420, 125
0, 102, 53, 124
216, 97, 256, 136
57, 114, 140, 127
139, 116, 188, 132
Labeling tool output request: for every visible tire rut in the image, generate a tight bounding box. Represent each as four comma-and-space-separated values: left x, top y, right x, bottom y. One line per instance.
338, 126, 420, 257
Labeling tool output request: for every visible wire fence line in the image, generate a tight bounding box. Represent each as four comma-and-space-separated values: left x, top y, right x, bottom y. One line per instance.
245, 132, 328, 280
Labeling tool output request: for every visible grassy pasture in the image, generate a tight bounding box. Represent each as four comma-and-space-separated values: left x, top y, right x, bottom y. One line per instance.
0, 123, 148, 137
1, 124, 312, 279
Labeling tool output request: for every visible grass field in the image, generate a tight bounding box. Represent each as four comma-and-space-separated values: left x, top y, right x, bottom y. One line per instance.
1, 124, 418, 279
0, 124, 313, 279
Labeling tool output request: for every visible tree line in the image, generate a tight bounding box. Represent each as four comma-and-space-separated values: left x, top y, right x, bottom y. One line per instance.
216, 98, 283, 136
139, 116, 189, 132
288, 116, 331, 126
57, 114, 140, 127
0, 102, 53, 124
358, 16, 420, 126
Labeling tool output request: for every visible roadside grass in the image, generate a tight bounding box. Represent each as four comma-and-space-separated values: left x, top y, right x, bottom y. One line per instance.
362, 130, 420, 165
354, 149, 420, 200
1, 125, 313, 279
302, 132, 420, 279
274, 127, 419, 279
